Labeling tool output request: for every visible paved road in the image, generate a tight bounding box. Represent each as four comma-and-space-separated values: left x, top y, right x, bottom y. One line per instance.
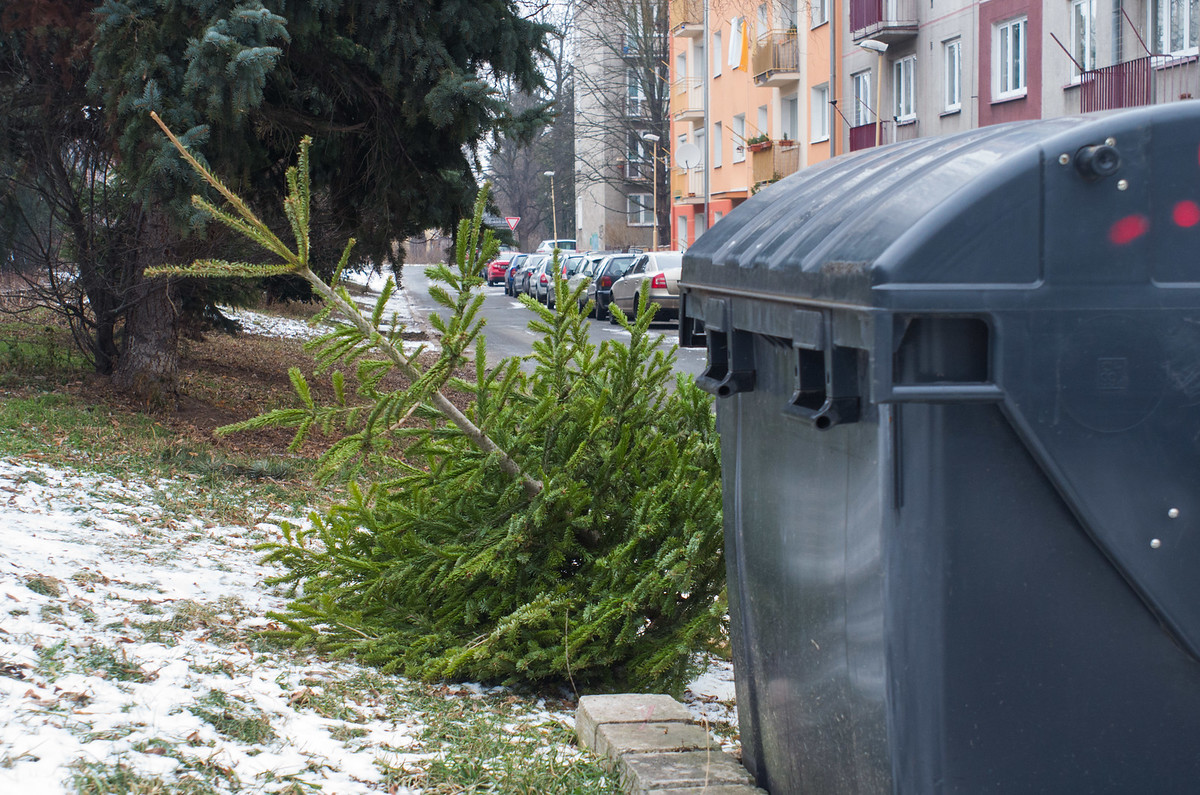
401, 264, 708, 379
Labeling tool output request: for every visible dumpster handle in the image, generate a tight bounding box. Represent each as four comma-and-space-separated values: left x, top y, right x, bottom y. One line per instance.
883, 383, 1004, 403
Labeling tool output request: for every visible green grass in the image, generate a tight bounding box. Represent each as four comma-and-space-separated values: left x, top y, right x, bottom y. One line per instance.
188, 689, 277, 744
69, 757, 226, 795
382, 688, 619, 794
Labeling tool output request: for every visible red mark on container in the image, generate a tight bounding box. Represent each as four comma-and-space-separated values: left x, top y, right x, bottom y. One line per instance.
1109, 214, 1149, 245
1173, 200, 1200, 228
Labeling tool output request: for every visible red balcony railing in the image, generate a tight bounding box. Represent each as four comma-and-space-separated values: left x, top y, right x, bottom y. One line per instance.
849, 123, 878, 152
1080, 57, 1152, 112
1080, 55, 1197, 113
850, 0, 918, 40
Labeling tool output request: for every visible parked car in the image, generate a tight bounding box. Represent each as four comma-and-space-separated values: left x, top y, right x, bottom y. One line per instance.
532, 255, 558, 305
535, 238, 576, 253
505, 254, 528, 295
566, 252, 610, 311
608, 251, 683, 323
587, 253, 637, 320
485, 256, 512, 286
519, 254, 548, 296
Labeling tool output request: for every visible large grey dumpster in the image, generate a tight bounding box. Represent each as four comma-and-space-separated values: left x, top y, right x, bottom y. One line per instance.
680, 102, 1200, 793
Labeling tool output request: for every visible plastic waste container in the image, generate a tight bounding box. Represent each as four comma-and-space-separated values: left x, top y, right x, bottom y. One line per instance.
679, 103, 1200, 793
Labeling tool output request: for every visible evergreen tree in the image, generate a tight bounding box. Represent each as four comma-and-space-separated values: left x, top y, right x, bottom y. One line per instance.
152, 122, 726, 694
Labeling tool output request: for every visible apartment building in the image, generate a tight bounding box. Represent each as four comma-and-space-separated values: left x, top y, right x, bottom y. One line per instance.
669, 0, 1199, 246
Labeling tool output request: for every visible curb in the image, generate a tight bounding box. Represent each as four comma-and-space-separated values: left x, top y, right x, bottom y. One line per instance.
576, 694, 766, 795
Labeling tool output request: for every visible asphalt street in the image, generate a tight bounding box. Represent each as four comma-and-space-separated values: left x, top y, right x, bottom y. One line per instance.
400, 263, 708, 380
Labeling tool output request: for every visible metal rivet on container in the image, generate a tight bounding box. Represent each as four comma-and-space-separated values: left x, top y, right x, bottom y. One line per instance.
1117, 179, 1129, 191
1151, 538, 1163, 549
1169, 508, 1180, 518
1105, 137, 1117, 146
1058, 153, 1070, 165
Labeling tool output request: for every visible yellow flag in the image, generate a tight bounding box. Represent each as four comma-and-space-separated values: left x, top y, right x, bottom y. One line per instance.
738, 19, 750, 71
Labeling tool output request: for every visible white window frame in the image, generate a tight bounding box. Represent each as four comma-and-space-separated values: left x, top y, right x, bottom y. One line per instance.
852, 70, 873, 127
675, 52, 687, 82
893, 56, 916, 121
812, 0, 829, 27
811, 83, 830, 142
628, 194, 654, 226
713, 30, 723, 77
944, 39, 962, 111
1154, 0, 1200, 55
994, 16, 1028, 100
732, 113, 747, 162
627, 68, 645, 116
678, 215, 690, 248
713, 121, 723, 167
757, 104, 769, 138
1071, 0, 1097, 75
993, 16, 1032, 100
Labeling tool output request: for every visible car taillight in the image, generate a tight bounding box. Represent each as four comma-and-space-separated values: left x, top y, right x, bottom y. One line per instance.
651, 272, 667, 289
600, 275, 612, 288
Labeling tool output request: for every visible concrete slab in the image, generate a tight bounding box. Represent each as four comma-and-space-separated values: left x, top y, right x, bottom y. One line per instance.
619, 750, 755, 794
576, 694, 693, 749
646, 787, 767, 795
593, 720, 715, 759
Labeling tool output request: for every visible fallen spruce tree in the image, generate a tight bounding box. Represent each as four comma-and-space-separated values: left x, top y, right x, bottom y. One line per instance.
149, 114, 725, 693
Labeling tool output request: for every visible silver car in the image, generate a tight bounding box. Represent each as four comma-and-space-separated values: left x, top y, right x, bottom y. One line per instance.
608, 251, 683, 323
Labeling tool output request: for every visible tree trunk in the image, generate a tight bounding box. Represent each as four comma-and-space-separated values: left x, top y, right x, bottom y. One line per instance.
113, 211, 179, 408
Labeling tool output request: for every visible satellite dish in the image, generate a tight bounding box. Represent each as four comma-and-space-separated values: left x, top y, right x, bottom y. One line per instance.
677, 142, 702, 169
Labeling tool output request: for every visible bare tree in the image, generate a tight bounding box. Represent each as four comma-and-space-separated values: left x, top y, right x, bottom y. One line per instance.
572, 0, 669, 249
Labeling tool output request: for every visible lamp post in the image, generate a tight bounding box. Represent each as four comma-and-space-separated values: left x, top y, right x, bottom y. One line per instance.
639, 132, 661, 250
859, 39, 888, 147
543, 170, 558, 243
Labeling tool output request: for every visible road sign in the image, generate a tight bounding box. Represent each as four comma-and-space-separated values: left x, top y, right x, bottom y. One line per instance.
505, 217, 520, 232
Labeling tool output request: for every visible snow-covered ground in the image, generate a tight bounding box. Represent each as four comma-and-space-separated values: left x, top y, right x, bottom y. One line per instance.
0, 288, 736, 793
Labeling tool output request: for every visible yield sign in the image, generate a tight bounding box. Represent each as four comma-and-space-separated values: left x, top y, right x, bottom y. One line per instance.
505, 216, 520, 232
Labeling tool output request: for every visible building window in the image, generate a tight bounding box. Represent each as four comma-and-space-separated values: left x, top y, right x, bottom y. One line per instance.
812, 0, 829, 27
675, 52, 687, 83
1155, 0, 1199, 54
781, 94, 799, 141
1071, 0, 1096, 74
852, 70, 873, 126
678, 215, 690, 248
713, 30, 723, 77
893, 56, 916, 121
733, 113, 747, 162
628, 194, 653, 226
994, 16, 1027, 99
944, 39, 962, 111
811, 83, 830, 141
757, 104, 769, 138
757, 3, 768, 38
713, 121, 723, 167
627, 69, 645, 116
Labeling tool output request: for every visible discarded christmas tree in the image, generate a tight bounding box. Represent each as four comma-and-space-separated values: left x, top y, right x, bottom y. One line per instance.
149, 114, 725, 693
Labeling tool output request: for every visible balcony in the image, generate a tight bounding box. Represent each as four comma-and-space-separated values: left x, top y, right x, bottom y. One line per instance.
848, 119, 919, 151
850, 0, 918, 43
671, 166, 704, 203
624, 95, 651, 120
670, 0, 703, 37
753, 30, 801, 88
672, 77, 704, 122
619, 159, 653, 181
1079, 55, 1198, 113
750, 142, 801, 186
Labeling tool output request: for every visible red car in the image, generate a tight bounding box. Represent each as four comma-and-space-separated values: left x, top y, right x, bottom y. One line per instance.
485, 257, 511, 285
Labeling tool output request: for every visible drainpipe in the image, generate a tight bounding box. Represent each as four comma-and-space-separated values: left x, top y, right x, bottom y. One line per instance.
703, 0, 711, 238
830, 0, 838, 158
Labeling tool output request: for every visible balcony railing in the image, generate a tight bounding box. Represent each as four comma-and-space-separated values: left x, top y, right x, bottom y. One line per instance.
670, 0, 703, 35
848, 120, 918, 151
850, 0, 918, 41
671, 77, 704, 119
1080, 55, 1198, 112
671, 166, 704, 201
750, 143, 802, 185
620, 160, 653, 181
753, 30, 800, 86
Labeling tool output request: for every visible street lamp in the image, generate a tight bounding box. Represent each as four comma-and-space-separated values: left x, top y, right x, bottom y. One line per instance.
543, 170, 558, 243
859, 39, 888, 147
639, 132, 661, 250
